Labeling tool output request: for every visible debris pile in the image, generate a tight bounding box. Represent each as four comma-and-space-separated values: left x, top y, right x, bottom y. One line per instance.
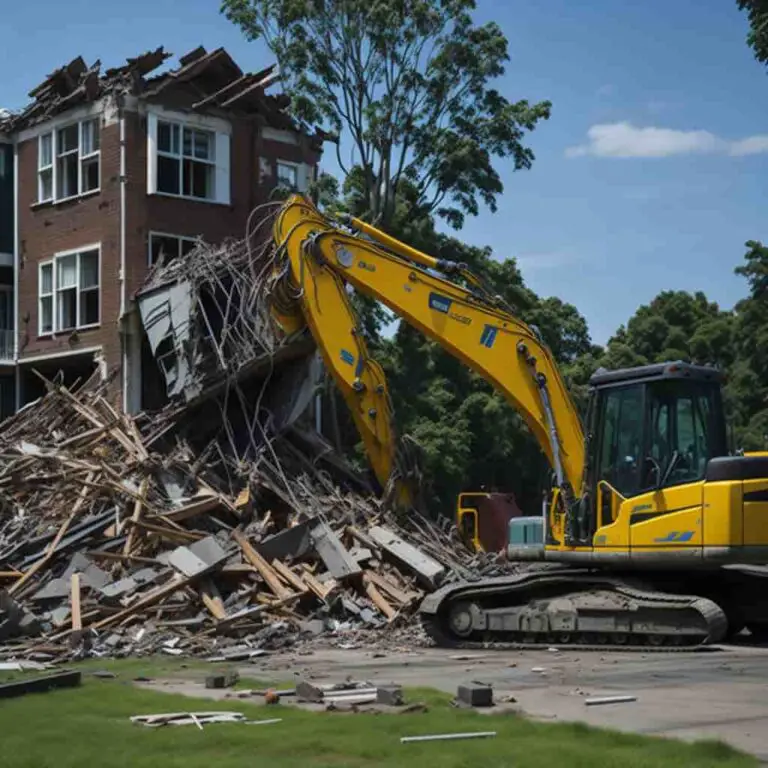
0, 369, 496, 662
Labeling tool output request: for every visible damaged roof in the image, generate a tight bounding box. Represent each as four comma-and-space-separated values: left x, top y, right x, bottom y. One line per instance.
0, 45, 328, 144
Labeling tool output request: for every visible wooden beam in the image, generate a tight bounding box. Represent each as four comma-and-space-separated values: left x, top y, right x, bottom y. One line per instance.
232, 529, 292, 600
70, 573, 82, 632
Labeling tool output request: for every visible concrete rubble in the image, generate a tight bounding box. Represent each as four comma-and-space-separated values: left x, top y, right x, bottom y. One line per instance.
0, 363, 503, 664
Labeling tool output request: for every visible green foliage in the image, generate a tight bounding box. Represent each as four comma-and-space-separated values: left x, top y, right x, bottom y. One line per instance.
221, 0, 551, 229
737, 0, 768, 68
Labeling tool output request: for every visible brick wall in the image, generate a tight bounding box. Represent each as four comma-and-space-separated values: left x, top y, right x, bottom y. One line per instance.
14, 101, 322, 406
16, 119, 122, 373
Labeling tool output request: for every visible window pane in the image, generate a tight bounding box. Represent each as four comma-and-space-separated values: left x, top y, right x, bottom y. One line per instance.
57, 288, 76, 330
150, 235, 180, 266
80, 250, 99, 288
158, 121, 179, 154
39, 133, 52, 168
40, 264, 52, 294
57, 124, 78, 155
56, 254, 77, 289
183, 128, 193, 157
180, 238, 196, 257
81, 156, 99, 192
81, 119, 100, 155
598, 385, 644, 497
40, 296, 52, 334
56, 154, 78, 198
80, 288, 99, 326
158, 156, 180, 194
183, 159, 212, 199
194, 130, 212, 160
277, 162, 298, 188
39, 168, 53, 201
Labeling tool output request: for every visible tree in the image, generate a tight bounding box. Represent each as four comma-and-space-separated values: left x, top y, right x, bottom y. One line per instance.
221, 0, 551, 229
737, 0, 768, 68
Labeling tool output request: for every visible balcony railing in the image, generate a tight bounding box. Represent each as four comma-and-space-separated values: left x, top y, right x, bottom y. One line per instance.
0, 329, 14, 361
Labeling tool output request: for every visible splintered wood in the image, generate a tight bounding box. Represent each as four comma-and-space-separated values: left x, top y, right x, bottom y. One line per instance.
0, 368, 490, 661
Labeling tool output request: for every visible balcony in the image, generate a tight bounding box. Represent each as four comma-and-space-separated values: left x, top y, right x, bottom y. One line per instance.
0, 329, 14, 361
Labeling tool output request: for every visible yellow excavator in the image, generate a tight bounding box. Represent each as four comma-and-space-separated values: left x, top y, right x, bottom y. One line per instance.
267, 193, 768, 649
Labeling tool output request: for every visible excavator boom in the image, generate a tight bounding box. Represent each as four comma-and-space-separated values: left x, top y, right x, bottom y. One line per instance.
269, 195, 586, 502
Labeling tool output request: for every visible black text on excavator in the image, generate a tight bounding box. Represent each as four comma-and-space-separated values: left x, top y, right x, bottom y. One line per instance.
266, 193, 768, 650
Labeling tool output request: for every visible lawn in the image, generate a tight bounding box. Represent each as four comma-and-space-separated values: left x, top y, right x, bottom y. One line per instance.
0, 658, 757, 768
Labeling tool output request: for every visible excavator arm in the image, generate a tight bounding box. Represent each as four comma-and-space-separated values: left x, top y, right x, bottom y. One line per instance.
267, 195, 586, 505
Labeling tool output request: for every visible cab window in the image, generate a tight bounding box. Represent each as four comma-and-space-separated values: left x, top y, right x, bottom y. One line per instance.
597, 384, 644, 497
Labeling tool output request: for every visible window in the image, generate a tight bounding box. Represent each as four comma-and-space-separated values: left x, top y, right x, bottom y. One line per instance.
149, 233, 198, 266
597, 384, 644, 497
276, 161, 299, 190
645, 381, 721, 488
37, 118, 100, 203
147, 110, 232, 205
38, 247, 99, 335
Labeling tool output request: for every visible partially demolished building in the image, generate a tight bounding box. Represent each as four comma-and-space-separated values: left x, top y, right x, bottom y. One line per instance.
0, 45, 327, 416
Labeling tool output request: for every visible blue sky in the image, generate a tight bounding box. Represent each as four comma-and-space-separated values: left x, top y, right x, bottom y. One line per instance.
2, 0, 766, 345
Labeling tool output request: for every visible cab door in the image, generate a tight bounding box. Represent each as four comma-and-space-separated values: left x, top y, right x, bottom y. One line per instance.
629, 382, 710, 560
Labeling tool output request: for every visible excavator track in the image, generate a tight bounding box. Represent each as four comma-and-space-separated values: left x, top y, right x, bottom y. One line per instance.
418, 569, 728, 653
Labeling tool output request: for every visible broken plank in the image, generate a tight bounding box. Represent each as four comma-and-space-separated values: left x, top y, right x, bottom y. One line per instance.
232, 529, 292, 600
271, 559, 308, 594
9, 472, 95, 596
199, 578, 227, 621
367, 525, 445, 589
123, 477, 150, 556
70, 573, 82, 632
363, 569, 419, 606
0, 671, 82, 699
362, 573, 397, 620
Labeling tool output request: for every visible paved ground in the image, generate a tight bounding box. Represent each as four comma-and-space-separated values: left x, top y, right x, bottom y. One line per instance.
248, 640, 768, 761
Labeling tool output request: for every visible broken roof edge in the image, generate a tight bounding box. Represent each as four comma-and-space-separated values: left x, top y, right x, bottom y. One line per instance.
0, 45, 321, 138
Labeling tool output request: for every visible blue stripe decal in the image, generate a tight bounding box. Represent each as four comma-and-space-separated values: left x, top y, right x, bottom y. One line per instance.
340, 349, 354, 366
479, 325, 498, 348
653, 531, 695, 543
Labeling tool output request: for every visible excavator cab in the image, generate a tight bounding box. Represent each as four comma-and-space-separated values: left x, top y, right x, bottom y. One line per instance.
545, 361, 735, 561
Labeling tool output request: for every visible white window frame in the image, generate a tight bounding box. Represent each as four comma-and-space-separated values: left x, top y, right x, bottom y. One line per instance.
37, 244, 101, 336
146, 110, 231, 205
37, 118, 101, 205
147, 231, 199, 267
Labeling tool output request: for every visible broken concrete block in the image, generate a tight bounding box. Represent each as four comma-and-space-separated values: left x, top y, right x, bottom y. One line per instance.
205, 671, 239, 689
367, 525, 445, 589
169, 536, 228, 578
376, 685, 404, 706
309, 520, 361, 580
299, 619, 325, 636
296, 681, 324, 702
457, 683, 493, 708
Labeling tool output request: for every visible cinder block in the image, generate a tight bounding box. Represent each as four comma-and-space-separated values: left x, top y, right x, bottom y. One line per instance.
376, 685, 403, 706
457, 683, 493, 707
205, 670, 239, 689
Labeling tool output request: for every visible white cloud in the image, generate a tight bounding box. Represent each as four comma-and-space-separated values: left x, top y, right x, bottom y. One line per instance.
729, 135, 768, 156
566, 121, 768, 159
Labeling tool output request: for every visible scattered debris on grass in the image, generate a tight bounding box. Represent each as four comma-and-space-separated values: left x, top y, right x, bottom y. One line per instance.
0, 670, 81, 699
130, 711, 282, 728
400, 731, 497, 743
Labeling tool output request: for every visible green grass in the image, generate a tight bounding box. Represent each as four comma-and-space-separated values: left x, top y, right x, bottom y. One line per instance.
0, 658, 757, 768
